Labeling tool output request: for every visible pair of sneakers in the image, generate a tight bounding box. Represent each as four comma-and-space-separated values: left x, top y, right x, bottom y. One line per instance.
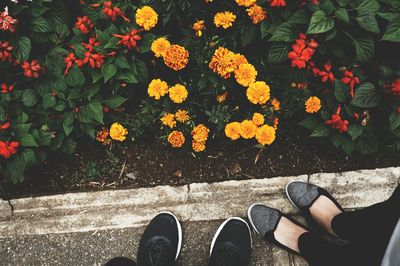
136, 212, 252, 266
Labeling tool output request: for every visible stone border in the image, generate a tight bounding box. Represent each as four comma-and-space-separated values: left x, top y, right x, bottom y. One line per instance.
0, 167, 399, 237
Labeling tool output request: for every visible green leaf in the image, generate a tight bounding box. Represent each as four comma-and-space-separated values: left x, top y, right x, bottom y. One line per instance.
299, 116, 320, 131
115, 71, 138, 84
335, 8, 349, 23
270, 9, 308, 42
135, 60, 148, 84
22, 149, 37, 166
356, 0, 380, 13
311, 124, 331, 137
356, 135, 378, 155
20, 133, 39, 147
104, 95, 127, 108
61, 138, 77, 155
241, 26, 256, 47
101, 64, 117, 82
139, 33, 156, 53
307, 10, 334, 34
351, 82, 380, 108
14, 37, 31, 61
334, 79, 348, 103
378, 13, 400, 42
356, 11, 379, 33
22, 89, 38, 107
66, 66, 85, 87
348, 124, 363, 140
115, 56, 131, 69
63, 113, 74, 136
353, 36, 374, 62
42, 94, 57, 109
389, 112, 400, 131
82, 102, 104, 124
31, 17, 52, 32
268, 44, 289, 64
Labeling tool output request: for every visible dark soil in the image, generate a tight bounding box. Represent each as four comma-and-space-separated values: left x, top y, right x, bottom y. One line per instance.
1, 124, 400, 199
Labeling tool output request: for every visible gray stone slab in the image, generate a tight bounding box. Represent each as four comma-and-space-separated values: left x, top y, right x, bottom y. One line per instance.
0, 200, 11, 221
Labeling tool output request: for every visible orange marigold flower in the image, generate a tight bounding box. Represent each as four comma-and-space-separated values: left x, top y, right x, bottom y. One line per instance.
135, 6, 158, 30
271, 98, 280, 111
192, 141, 206, 152
214, 11, 236, 29
236, 0, 257, 7
216, 91, 228, 103
148, 79, 169, 100
305, 96, 321, 113
168, 131, 185, 148
161, 113, 176, 128
175, 110, 190, 123
96, 127, 111, 145
0, 141, 19, 159
252, 113, 265, 126
164, 45, 189, 71
246, 81, 270, 105
225, 122, 241, 140
109, 123, 128, 142
192, 20, 205, 37
234, 53, 248, 67
247, 4, 267, 24
234, 63, 257, 87
209, 47, 237, 78
240, 120, 257, 139
256, 125, 276, 145
169, 84, 188, 103
151, 37, 171, 58
192, 124, 210, 142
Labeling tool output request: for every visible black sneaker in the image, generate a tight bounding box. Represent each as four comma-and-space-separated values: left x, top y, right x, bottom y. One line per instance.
208, 217, 252, 266
137, 212, 182, 266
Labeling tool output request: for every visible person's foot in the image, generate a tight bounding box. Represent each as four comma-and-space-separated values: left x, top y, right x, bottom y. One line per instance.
248, 204, 307, 254
286, 181, 343, 235
137, 212, 182, 266
208, 218, 252, 266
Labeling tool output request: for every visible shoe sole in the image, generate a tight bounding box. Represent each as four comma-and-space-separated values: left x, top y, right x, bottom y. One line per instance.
209, 217, 252, 256
157, 211, 183, 260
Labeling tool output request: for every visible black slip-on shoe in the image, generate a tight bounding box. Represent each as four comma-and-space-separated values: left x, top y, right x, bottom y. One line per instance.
137, 212, 182, 266
208, 217, 252, 266
285, 181, 344, 234
247, 203, 305, 255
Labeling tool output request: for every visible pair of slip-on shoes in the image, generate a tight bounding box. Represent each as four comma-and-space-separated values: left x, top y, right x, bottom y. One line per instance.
247, 181, 343, 254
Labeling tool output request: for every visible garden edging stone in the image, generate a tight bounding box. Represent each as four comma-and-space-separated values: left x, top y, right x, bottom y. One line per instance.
1, 167, 399, 238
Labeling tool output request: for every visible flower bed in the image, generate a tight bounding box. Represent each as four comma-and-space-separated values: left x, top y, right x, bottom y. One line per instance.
0, 0, 399, 183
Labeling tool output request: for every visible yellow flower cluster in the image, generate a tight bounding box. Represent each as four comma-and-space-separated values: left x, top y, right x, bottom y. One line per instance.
305, 96, 321, 113
225, 114, 276, 145
169, 84, 188, 103
191, 124, 210, 152
214, 11, 236, 29
135, 6, 158, 30
236, 0, 257, 7
148, 79, 188, 104
234, 63, 257, 87
175, 110, 190, 123
161, 110, 191, 129
246, 81, 270, 105
109, 122, 128, 142
151, 38, 189, 71
247, 4, 267, 24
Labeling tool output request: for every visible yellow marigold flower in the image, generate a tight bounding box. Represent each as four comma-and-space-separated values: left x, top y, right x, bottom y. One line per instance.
214, 11, 236, 29
175, 110, 190, 123
236, 0, 256, 7
168, 130, 185, 148
247, 4, 267, 24
164, 44, 189, 71
148, 79, 169, 100
209, 47, 237, 78
225, 122, 241, 140
192, 141, 206, 152
240, 120, 257, 139
234, 53, 248, 67
234, 63, 257, 87
135, 6, 158, 30
216, 91, 228, 103
193, 20, 205, 37
96, 127, 111, 145
252, 113, 265, 126
109, 123, 128, 142
246, 81, 271, 105
305, 96, 321, 113
191, 124, 210, 142
271, 98, 280, 111
256, 125, 276, 145
161, 113, 176, 128
169, 84, 188, 103
151, 37, 171, 58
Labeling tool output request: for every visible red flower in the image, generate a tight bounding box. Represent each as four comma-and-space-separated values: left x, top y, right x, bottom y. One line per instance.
64, 52, 77, 75
325, 105, 349, 133
268, 0, 286, 7
1, 83, 14, 93
103, 105, 110, 113
385, 79, 400, 97
317, 62, 335, 84
22, 60, 41, 78
0, 141, 19, 159
0, 41, 13, 62
0, 9, 17, 33
0, 122, 10, 130
102, 1, 131, 22
82, 37, 101, 52
288, 34, 317, 69
341, 70, 360, 98
75, 16, 93, 34
113, 29, 142, 50
82, 51, 104, 68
